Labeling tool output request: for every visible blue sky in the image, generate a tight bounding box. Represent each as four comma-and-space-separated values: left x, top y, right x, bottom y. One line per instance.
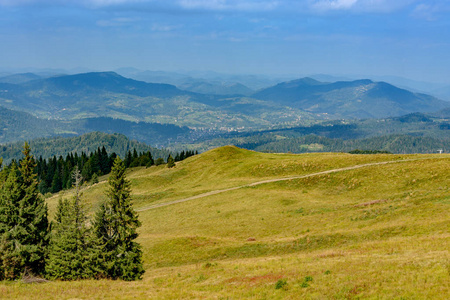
1, 0, 450, 83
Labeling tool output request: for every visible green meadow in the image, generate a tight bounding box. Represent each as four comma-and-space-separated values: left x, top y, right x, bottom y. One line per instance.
2, 146, 449, 299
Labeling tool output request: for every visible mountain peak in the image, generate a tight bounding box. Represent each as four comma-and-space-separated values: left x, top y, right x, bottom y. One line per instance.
285, 77, 323, 86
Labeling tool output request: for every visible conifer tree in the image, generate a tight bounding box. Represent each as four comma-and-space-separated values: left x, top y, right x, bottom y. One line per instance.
125, 150, 132, 168
46, 167, 95, 280
100, 146, 110, 174
17, 143, 49, 276
0, 163, 23, 280
93, 156, 144, 280
0, 143, 49, 279
167, 155, 175, 168
91, 173, 99, 184
146, 151, 154, 167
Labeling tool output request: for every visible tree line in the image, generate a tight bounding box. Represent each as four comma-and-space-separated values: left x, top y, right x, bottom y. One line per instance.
2, 146, 197, 195
0, 143, 148, 281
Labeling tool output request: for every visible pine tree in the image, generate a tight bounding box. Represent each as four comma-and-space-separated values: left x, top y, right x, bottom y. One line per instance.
167, 155, 175, 168
146, 151, 154, 167
91, 173, 99, 184
0, 163, 23, 280
93, 156, 144, 280
0, 143, 49, 279
100, 146, 110, 174
17, 142, 49, 276
125, 150, 132, 168
46, 167, 95, 280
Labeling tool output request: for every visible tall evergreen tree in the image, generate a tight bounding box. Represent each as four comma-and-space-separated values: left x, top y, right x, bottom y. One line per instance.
17, 143, 49, 276
0, 143, 49, 279
167, 155, 175, 168
124, 150, 132, 168
0, 163, 22, 280
93, 156, 144, 280
46, 167, 95, 280
100, 146, 110, 174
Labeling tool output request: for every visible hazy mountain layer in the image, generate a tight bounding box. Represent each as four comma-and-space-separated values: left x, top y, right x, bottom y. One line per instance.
252, 78, 449, 118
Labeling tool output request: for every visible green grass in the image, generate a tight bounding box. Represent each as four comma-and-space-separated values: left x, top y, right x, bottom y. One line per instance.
3, 146, 449, 299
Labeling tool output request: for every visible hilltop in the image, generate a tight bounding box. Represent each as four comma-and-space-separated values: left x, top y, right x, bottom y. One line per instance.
4, 147, 448, 299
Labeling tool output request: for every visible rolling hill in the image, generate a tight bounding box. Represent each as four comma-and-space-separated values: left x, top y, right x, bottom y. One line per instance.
1, 72, 448, 134
3, 146, 448, 298
0, 106, 197, 146
0, 72, 314, 129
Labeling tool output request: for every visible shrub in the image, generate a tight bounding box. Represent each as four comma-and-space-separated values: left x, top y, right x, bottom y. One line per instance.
275, 278, 288, 290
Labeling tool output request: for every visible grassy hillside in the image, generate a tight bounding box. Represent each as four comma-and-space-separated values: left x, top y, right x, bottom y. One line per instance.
2, 147, 449, 299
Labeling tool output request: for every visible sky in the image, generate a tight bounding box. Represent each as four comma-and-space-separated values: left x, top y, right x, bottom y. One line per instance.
1, 0, 450, 83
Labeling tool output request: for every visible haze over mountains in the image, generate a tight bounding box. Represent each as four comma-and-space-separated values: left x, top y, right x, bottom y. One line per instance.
1, 71, 448, 121
253, 77, 448, 118
0, 70, 449, 150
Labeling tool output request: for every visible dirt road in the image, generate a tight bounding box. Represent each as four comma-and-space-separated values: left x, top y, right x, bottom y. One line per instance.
136, 157, 439, 212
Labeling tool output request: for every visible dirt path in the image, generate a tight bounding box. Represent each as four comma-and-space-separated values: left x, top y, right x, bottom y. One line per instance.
135, 157, 439, 212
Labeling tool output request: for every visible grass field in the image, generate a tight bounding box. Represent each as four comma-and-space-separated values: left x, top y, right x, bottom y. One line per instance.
2, 146, 449, 299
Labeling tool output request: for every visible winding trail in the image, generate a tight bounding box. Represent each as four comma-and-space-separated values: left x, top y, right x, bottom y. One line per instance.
136, 157, 441, 212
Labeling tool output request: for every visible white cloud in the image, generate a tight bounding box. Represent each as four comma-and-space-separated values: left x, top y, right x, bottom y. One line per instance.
0, 0, 146, 7
313, 0, 358, 11
0, 0, 428, 16
177, 0, 279, 12
151, 24, 181, 32
411, 1, 450, 21
310, 0, 416, 13
96, 17, 139, 27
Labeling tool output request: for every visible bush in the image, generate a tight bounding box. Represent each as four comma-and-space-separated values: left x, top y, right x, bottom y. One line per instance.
154, 158, 165, 166
275, 278, 288, 290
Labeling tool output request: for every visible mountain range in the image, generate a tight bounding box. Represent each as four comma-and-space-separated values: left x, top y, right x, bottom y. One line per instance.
0, 71, 449, 148
252, 77, 448, 119
1, 72, 448, 122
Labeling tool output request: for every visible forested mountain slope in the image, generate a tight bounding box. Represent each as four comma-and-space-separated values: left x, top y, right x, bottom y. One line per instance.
0, 132, 169, 163
252, 78, 449, 118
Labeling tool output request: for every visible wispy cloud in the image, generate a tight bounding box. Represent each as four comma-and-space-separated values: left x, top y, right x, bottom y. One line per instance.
177, 0, 279, 12
411, 1, 450, 21
309, 0, 416, 13
0, 0, 418, 15
0, 0, 146, 7
312, 0, 358, 11
151, 23, 181, 32
96, 17, 139, 27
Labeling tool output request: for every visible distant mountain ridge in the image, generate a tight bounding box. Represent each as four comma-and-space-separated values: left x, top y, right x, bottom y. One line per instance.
0, 71, 315, 129
252, 77, 448, 119
23, 71, 184, 98
0, 71, 448, 133
0, 72, 42, 84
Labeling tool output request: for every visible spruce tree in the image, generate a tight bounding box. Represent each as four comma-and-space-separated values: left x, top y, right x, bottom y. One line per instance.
167, 155, 175, 168
46, 167, 94, 280
0, 163, 23, 280
17, 142, 49, 276
0, 143, 49, 279
93, 156, 144, 280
